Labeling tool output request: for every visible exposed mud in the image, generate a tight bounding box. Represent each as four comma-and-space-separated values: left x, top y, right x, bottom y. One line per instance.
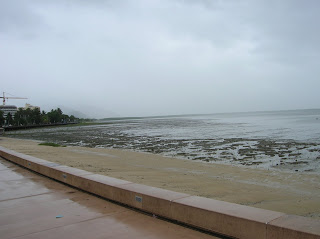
7, 124, 320, 174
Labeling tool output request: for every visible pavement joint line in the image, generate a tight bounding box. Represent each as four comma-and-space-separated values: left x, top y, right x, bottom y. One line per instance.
4, 216, 110, 239
264, 212, 291, 239
265, 214, 286, 225
6, 212, 131, 239
170, 195, 191, 202
0, 192, 55, 203
0, 168, 13, 172
0, 177, 41, 182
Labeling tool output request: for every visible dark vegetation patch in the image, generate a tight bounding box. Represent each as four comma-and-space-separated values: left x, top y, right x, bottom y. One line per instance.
39, 142, 65, 147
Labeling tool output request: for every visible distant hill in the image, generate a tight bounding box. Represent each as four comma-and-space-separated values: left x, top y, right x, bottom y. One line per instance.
58, 106, 90, 119
58, 105, 119, 119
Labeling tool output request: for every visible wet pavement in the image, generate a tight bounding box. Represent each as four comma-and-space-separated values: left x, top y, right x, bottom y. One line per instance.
0, 158, 219, 239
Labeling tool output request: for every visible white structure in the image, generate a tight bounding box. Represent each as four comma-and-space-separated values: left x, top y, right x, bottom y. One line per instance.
0, 105, 18, 118
22, 103, 40, 111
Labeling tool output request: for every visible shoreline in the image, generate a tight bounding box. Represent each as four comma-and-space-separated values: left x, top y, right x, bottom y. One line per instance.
0, 136, 319, 220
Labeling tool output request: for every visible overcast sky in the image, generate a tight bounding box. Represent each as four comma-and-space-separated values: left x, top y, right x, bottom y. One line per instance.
0, 0, 319, 118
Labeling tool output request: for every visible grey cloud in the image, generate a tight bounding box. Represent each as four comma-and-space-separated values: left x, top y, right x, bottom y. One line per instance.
0, 1, 44, 34
245, 1, 320, 63
0, 0, 319, 117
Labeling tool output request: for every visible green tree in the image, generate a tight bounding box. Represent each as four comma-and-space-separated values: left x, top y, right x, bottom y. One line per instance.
57, 108, 63, 116
6, 113, 14, 126
13, 108, 26, 126
12, 107, 79, 126
47, 108, 64, 123
40, 110, 49, 124
25, 108, 32, 124
69, 115, 76, 122
32, 108, 41, 124
0, 110, 4, 126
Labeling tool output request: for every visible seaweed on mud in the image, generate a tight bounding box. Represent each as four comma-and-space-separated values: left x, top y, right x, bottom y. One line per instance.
309, 148, 320, 152
289, 161, 309, 165
288, 153, 302, 157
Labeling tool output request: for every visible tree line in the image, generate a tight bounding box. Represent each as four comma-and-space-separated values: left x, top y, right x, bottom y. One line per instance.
0, 107, 79, 127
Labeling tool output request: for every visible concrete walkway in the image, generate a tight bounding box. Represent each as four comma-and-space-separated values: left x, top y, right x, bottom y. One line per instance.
0, 158, 220, 239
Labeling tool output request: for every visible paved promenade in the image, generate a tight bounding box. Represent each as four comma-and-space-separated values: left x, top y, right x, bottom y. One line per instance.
0, 158, 219, 239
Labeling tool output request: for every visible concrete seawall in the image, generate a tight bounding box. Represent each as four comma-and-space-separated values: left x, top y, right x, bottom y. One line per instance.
1, 146, 319, 239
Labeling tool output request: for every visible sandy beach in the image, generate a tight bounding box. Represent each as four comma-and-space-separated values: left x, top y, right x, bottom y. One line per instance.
1, 137, 319, 220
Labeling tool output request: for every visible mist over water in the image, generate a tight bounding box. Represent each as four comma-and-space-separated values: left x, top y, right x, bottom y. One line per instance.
8, 109, 320, 174
123, 110, 320, 141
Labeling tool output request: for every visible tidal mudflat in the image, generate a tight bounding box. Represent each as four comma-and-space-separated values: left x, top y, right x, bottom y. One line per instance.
7, 110, 320, 174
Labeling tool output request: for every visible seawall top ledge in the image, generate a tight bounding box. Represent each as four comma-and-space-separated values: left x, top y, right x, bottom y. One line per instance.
116, 183, 190, 201
82, 174, 133, 186
267, 214, 320, 238
172, 196, 285, 223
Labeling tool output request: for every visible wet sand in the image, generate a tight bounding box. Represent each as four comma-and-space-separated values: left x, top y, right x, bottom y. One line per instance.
1, 137, 319, 220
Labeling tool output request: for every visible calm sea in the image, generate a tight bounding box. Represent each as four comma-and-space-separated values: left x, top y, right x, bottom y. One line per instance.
8, 109, 320, 174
